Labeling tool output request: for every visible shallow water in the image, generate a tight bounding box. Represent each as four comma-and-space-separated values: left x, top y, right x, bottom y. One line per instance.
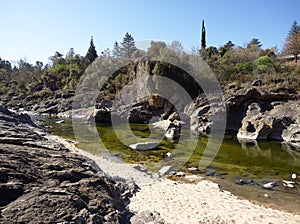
46, 117, 300, 214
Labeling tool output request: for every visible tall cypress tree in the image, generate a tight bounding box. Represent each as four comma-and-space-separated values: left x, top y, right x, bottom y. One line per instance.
86, 36, 98, 64
200, 20, 207, 59
201, 20, 206, 49
120, 32, 137, 59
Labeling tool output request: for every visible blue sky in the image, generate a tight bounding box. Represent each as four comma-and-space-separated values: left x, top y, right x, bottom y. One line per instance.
1, 0, 300, 65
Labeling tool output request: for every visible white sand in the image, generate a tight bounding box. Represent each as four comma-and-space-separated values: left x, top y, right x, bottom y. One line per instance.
52, 135, 300, 224
129, 179, 300, 224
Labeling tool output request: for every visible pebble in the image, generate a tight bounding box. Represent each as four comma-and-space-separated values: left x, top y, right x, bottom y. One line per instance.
264, 193, 269, 198
263, 182, 276, 189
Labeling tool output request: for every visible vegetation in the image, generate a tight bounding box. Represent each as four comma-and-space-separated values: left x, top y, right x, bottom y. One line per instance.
0, 21, 300, 102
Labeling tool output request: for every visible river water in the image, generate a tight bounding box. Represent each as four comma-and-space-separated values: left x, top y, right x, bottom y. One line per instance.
45, 117, 300, 214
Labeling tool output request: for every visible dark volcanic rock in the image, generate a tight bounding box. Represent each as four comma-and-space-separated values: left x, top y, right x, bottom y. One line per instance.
0, 106, 135, 223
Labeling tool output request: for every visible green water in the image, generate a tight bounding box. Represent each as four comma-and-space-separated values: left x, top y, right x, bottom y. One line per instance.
46, 117, 300, 214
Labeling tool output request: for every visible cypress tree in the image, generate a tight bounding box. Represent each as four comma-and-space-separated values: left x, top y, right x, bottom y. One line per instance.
201, 20, 206, 49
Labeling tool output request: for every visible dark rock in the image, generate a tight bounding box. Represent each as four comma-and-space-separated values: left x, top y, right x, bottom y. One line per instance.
0, 106, 135, 223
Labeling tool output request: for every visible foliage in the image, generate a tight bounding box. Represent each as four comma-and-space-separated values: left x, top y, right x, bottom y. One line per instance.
120, 32, 137, 59
85, 36, 98, 64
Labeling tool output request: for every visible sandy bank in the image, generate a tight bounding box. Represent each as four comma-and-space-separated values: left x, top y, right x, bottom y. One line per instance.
51, 135, 300, 224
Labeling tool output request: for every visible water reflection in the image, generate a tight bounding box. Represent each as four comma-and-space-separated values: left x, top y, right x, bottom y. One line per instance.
237, 137, 300, 167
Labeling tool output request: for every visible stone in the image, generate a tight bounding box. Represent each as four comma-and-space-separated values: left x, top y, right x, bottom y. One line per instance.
263, 182, 276, 189
55, 120, 65, 124
129, 141, 159, 150
165, 122, 181, 140
158, 166, 176, 176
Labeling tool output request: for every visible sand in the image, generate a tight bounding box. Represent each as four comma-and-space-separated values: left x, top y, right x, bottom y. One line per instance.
52, 135, 300, 224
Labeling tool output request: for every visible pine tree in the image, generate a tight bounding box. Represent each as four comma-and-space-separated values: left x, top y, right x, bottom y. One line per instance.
120, 32, 137, 59
112, 41, 121, 58
283, 21, 300, 62
86, 36, 98, 64
288, 20, 300, 36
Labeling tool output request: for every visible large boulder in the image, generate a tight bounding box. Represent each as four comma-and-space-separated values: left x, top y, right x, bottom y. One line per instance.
237, 101, 300, 144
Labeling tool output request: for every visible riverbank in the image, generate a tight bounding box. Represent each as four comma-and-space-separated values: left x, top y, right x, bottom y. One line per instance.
64, 139, 300, 224
48, 122, 300, 223
1, 106, 300, 223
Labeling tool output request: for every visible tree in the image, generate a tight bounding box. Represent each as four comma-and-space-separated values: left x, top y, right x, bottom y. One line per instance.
112, 41, 121, 58
201, 20, 206, 49
67, 48, 75, 58
219, 41, 234, 57
120, 32, 137, 59
170, 41, 183, 54
200, 20, 206, 58
85, 36, 98, 64
247, 38, 262, 50
288, 20, 300, 36
148, 41, 167, 57
283, 21, 300, 62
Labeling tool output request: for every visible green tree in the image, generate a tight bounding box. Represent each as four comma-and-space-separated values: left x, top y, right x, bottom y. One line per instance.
85, 36, 98, 64
120, 32, 137, 59
200, 20, 206, 58
219, 41, 234, 57
247, 38, 262, 50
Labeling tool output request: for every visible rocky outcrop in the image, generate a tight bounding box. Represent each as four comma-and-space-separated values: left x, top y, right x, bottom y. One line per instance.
237, 100, 300, 143
1, 89, 74, 115
0, 106, 134, 223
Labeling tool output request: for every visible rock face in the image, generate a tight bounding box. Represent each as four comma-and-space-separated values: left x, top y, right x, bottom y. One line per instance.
0, 106, 134, 223
237, 101, 300, 142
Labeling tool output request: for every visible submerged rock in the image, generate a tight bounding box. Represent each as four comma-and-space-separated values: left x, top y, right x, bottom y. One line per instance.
129, 141, 159, 150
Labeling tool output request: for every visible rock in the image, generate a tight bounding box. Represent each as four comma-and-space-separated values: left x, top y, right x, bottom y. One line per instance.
282, 125, 300, 148
238, 100, 300, 145
187, 167, 198, 172
130, 210, 167, 224
282, 180, 295, 188
252, 79, 263, 86
264, 193, 269, 198
165, 122, 181, 140
291, 174, 297, 180
129, 141, 159, 150
175, 171, 185, 177
237, 103, 272, 140
166, 152, 172, 157
55, 120, 65, 124
0, 106, 135, 223
158, 166, 176, 176
263, 182, 276, 189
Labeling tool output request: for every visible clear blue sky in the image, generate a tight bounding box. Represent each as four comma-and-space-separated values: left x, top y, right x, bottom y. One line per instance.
1, 0, 300, 65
